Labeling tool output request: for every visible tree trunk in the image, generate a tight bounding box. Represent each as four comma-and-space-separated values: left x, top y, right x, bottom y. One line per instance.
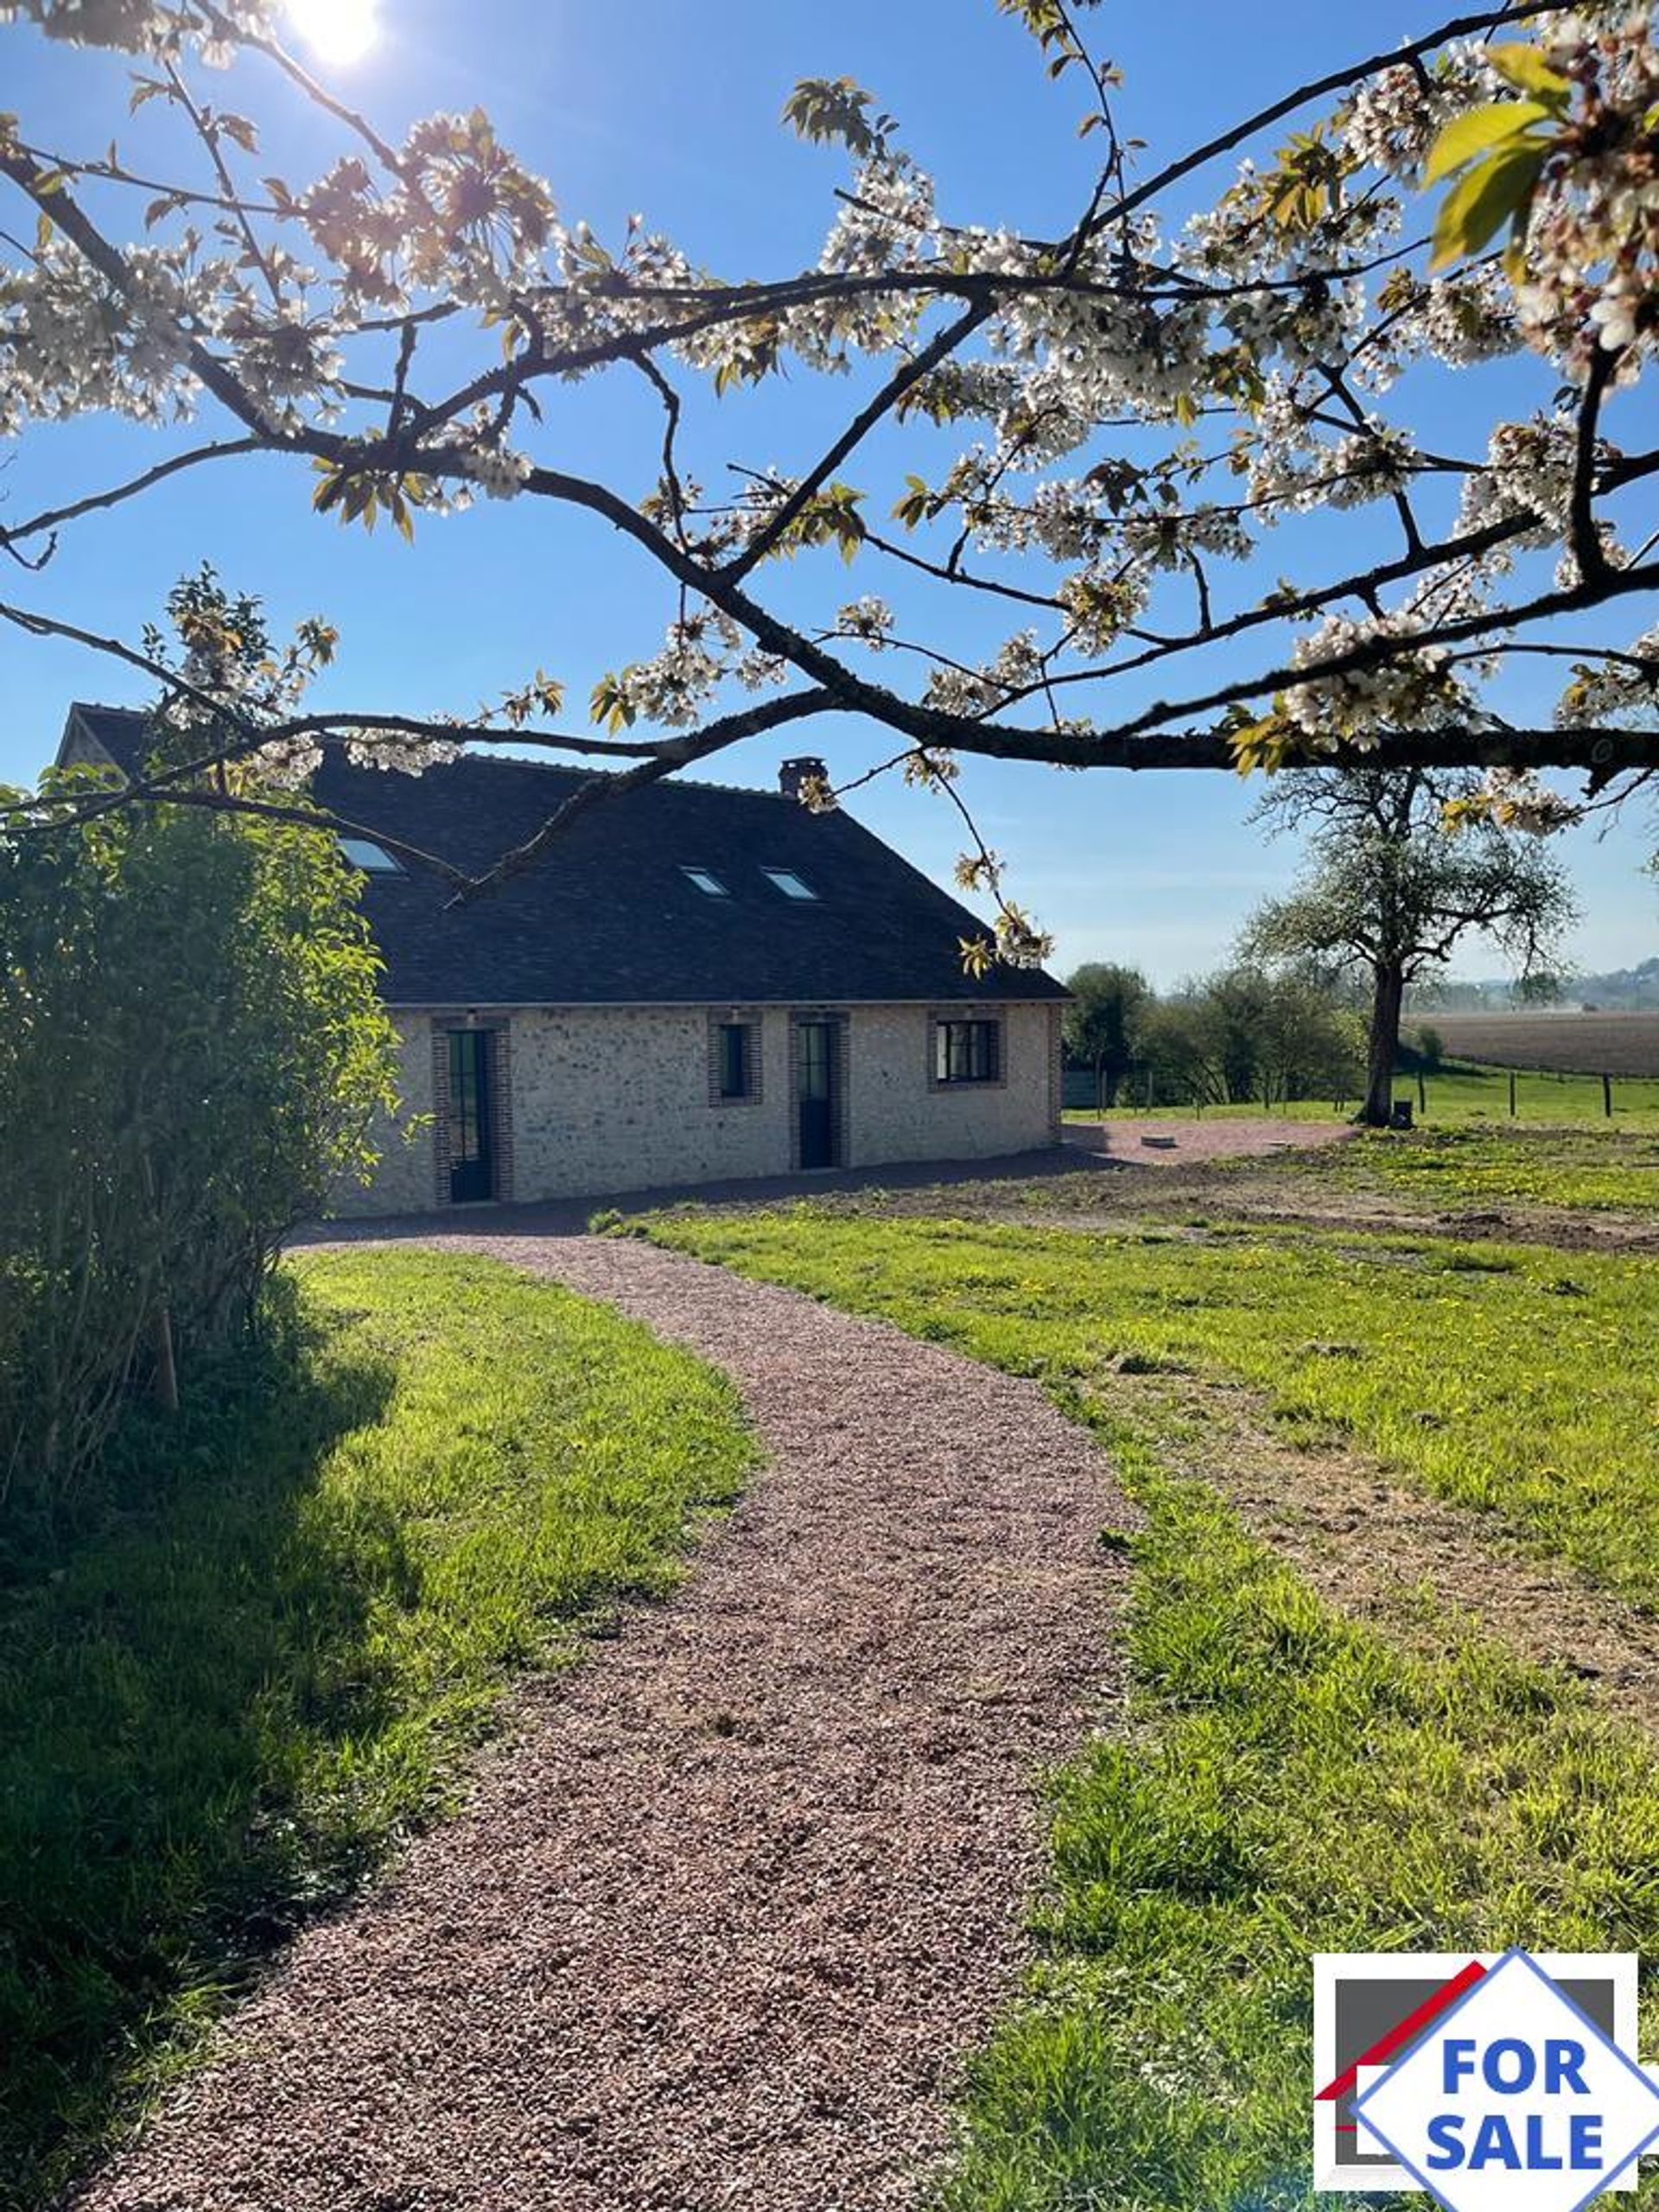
1359, 961, 1407, 1127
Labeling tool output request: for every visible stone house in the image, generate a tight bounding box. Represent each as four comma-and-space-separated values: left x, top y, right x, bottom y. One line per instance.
60, 705, 1070, 1215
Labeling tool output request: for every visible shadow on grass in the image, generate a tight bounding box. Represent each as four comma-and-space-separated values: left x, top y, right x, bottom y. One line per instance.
0, 1280, 400, 2209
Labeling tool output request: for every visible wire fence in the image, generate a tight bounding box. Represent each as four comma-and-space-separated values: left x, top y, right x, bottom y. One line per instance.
1062, 1064, 1659, 1124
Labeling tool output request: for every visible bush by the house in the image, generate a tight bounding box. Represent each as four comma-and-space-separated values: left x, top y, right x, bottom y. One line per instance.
0, 762, 400, 1500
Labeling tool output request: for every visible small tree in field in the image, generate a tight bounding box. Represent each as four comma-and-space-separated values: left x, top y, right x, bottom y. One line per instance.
1254, 969, 1366, 1106
1064, 963, 1150, 1107
1243, 769, 1576, 1125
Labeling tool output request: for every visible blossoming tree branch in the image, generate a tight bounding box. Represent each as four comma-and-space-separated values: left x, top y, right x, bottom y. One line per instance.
2, 0, 1656, 950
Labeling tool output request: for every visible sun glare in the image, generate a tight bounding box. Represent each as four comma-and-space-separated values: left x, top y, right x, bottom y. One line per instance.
285, 0, 380, 67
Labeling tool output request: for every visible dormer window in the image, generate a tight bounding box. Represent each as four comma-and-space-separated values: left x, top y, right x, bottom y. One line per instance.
339, 836, 403, 874
683, 867, 729, 898
761, 868, 817, 901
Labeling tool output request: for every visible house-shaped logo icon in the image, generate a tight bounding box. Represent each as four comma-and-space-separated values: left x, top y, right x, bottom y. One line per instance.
1314, 1952, 1657, 2207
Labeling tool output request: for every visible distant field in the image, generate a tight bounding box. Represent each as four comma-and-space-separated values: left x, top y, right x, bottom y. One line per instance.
1427, 1010, 1659, 1075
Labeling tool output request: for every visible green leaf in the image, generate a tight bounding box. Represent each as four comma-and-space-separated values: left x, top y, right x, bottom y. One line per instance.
780, 77, 880, 157
1430, 137, 1548, 270
892, 473, 938, 530
1487, 44, 1573, 106
589, 675, 637, 734
1423, 100, 1553, 185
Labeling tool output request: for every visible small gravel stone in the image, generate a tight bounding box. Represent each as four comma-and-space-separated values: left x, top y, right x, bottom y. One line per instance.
72, 1236, 1134, 2212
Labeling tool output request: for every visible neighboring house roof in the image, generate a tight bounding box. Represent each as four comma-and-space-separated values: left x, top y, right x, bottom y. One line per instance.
60, 704, 1068, 1007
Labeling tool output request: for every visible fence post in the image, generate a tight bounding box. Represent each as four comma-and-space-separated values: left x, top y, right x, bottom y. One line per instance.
1417, 1070, 1427, 1116
1509, 1070, 1517, 1118
1605, 1071, 1613, 1119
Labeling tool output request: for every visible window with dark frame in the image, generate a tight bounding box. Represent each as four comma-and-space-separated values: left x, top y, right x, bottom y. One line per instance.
716, 1020, 755, 1100
934, 1018, 1001, 1085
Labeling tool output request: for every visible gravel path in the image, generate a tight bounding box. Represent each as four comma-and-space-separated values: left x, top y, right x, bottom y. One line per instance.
74, 1236, 1133, 2212
1065, 1115, 1353, 1165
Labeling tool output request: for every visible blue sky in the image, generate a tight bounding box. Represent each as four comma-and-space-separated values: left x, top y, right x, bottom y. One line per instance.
3, 0, 1656, 987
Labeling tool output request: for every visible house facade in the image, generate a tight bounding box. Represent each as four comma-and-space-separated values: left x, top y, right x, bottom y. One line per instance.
61, 707, 1069, 1215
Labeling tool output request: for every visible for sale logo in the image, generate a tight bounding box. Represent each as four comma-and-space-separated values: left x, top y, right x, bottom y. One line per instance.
1314, 1952, 1659, 2210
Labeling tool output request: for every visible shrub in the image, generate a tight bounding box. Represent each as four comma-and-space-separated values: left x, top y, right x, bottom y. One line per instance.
0, 763, 400, 1497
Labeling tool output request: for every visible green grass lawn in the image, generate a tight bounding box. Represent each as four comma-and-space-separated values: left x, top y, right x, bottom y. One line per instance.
642, 1204, 1659, 2210
1389, 1064, 1659, 1127
0, 1247, 753, 2209
1276, 1126, 1659, 1214
651, 1208, 1659, 1609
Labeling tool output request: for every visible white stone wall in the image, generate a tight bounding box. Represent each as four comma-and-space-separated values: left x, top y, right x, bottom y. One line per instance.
510, 1006, 791, 1198
336, 1000, 1059, 1214
845, 1002, 1058, 1169
328, 1018, 436, 1218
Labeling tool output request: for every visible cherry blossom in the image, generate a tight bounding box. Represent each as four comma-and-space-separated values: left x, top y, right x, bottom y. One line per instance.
0, 0, 1656, 918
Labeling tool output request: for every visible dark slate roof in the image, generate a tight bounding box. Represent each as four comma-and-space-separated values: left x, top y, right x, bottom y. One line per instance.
61, 705, 1067, 1008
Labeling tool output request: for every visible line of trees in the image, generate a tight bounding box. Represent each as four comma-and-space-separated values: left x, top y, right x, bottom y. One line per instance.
1065, 962, 1367, 1112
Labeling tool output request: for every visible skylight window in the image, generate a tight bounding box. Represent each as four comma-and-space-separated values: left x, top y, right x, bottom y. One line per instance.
339, 836, 403, 874
683, 867, 730, 898
761, 868, 817, 901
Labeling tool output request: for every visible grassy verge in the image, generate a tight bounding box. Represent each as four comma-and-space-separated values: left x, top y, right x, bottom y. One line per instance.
0, 1246, 753, 2208
944, 1428, 1659, 2212
642, 1205, 1659, 2209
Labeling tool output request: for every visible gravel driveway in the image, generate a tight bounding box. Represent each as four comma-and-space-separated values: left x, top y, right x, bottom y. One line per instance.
1064, 1115, 1353, 1165
73, 1235, 1133, 2212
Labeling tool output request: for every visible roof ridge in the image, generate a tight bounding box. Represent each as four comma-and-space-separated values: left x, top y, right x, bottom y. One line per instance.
67, 700, 805, 805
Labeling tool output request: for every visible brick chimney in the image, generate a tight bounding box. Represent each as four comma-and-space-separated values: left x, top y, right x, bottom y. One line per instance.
779, 756, 830, 806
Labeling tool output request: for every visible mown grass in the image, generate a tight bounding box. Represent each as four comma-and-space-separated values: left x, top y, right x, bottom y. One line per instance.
1389, 1063, 1659, 1127
642, 1205, 1659, 2209
0, 1246, 753, 2209
943, 1436, 1659, 2212
1276, 1125, 1659, 1215
648, 1207, 1659, 1609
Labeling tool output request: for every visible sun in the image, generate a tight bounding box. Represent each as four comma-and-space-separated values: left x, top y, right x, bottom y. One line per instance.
285, 0, 380, 67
